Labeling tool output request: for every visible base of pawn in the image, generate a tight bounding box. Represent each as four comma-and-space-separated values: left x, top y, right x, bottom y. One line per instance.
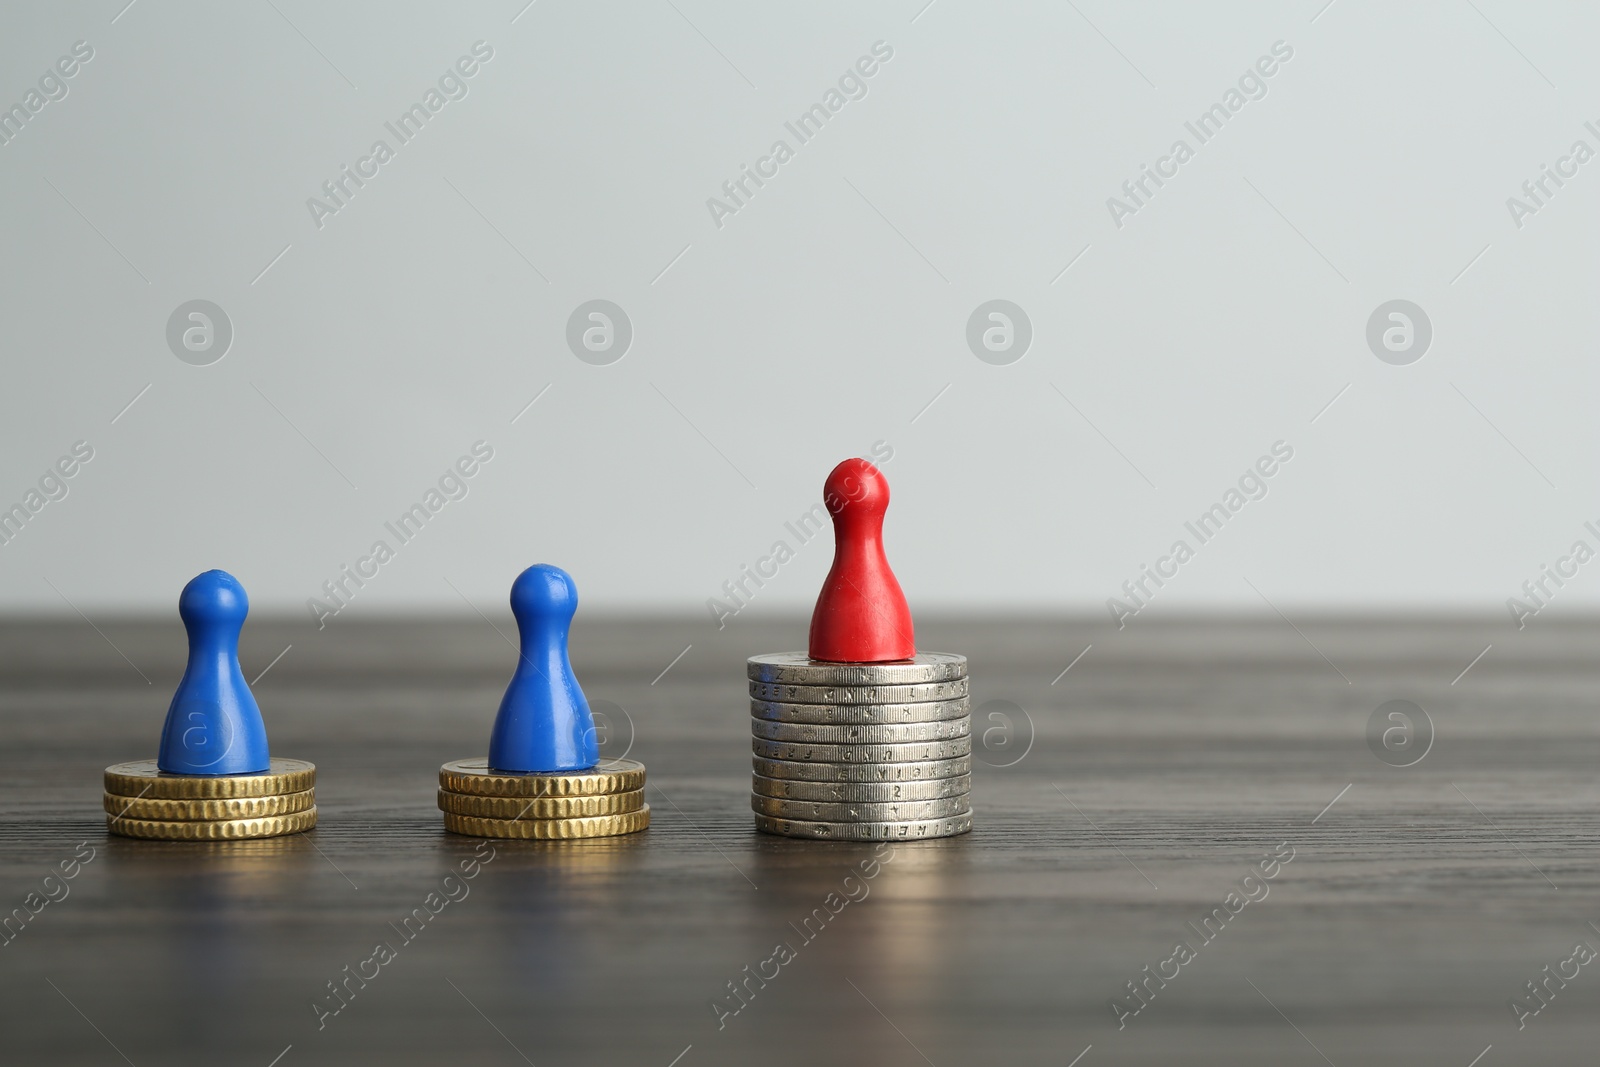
438, 757, 649, 839
103, 758, 317, 841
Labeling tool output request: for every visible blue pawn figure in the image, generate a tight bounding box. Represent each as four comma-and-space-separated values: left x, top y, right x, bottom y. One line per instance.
488, 565, 600, 773
156, 570, 271, 775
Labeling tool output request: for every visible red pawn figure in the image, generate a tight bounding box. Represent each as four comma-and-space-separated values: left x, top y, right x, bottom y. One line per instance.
808, 458, 915, 663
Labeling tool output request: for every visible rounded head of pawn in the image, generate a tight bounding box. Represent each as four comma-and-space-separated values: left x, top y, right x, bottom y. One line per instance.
178, 569, 249, 628
823, 458, 889, 521
509, 564, 579, 626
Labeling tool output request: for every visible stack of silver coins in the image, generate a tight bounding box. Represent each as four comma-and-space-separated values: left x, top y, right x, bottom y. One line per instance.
747, 652, 972, 840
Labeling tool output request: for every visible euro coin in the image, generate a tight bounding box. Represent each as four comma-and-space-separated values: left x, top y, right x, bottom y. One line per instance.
104, 758, 315, 800
751, 793, 970, 822
746, 652, 967, 686
107, 807, 318, 840
750, 696, 969, 725
104, 789, 314, 821
751, 736, 971, 763
442, 806, 650, 839
750, 716, 969, 745
748, 678, 968, 705
752, 755, 971, 783
439, 758, 645, 797
753, 810, 972, 840
750, 773, 972, 803
436, 789, 644, 819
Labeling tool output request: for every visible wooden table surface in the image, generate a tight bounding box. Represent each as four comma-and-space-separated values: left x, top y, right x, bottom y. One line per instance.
1, 614, 1595, 1066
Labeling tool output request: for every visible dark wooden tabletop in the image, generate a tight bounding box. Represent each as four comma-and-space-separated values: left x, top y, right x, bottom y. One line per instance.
1, 614, 1595, 1066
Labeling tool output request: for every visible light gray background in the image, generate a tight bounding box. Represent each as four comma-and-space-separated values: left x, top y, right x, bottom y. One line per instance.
1, 0, 1595, 636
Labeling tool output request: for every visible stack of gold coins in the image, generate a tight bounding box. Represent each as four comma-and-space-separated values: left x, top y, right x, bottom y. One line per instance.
438, 757, 649, 839
103, 758, 317, 840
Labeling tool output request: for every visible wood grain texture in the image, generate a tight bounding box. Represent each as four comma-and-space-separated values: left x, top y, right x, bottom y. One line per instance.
0, 615, 1596, 1066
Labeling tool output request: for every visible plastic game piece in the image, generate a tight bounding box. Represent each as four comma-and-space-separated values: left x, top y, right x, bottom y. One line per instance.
808, 458, 916, 663
487, 565, 600, 773
156, 570, 271, 776
112, 570, 316, 840
442, 565, 646, 838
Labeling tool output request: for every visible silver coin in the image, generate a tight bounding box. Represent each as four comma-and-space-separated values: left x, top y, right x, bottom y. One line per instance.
750, 716, 969, 745
751, 736, 972, 764
747, 652, 968, 686
750, 696, 970, 725
752, 755, 971, 782
751, 793, 970, 822
752, 773, 972, 803
754, 811, 973, 840
748, 678, 969, 705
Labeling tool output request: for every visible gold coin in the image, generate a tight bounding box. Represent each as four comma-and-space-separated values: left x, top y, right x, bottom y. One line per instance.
439, 758, 645, 798
104, 758, 315, 799
107, 807, 317, 841
437, 789, 643, 819
442, 805, 649, 839
104, 789, 315, 821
